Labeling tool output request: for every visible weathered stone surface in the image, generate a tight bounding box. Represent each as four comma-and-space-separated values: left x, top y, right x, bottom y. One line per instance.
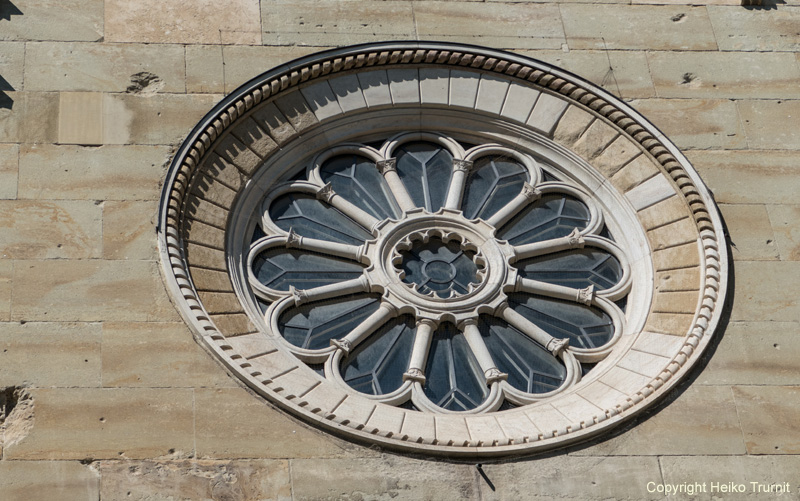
98, 460, 292, 501
194, 388, 351, 459
655, 267, 700, 292
738, 100, 800, 150
561, 5, 717, 50
591, 137, 641, 178
0, 0, 103, 42
732, 262, 800, 322
652, 242, 701, 271
0, 322, 101, 387
479, 456, 664, 500
0, 461, 99, 500
0, 200, 102, 259
627, 98, 745, 150
699, 322, 800, 386
102, 201, 156, 260
718, 204, 780, 261
0, 42, 24, 90
58, 92, 103, 145
106, 0, 261, 44
686, 150, 800, 205
552, 105, 594, 146
609, 154, 659, 193
222, 45, 333, 94
570, 118, 619, 162
12, 260, 179, 322
644, 311, 693, 336
648, 51, 800, 99
291, 457, 477, 500
0, 92, 60, 144
18, 144, 170, 200
102, 322, 236, 388
573, 386, 745, 456
0, 261, 10, 321
186, 45, 224, 94
733, 386, 800, 454
647, 217, 698, 251
0, 144, 19, 200
708, 5, 800, 52
768, 205, 800, 261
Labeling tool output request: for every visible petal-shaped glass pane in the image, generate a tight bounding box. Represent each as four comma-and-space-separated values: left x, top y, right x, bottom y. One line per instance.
321, 155, 401, 220
395, 142, 454, 212
252, 248, 364, 291
462, 155, 529, 220
497, 194, 590, 245
478, 316, 567, 394
342, 315, 416, 395
269, 193, 373, 245
279, 294, 381, 350
516, 248, 624, 291
508, 293, 614, 349
424, 323, 489, 411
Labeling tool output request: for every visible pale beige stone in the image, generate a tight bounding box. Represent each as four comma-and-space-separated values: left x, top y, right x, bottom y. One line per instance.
0, 261, 10, 321
652, 242, 701, 271
250, 102, 298, 147
733, 386, 800, 454
528, 93, 570, 137
98, 460, 291, 501
184, 219, 226, 249
718, 204, 780, 261
591, 137, 641, 178
231, 118, 279, 159
186, 243, 227, 272
739, 100, 800, 150
209, 313, 256, 336
627, 98, 746, 150
651, 291, 699, 315
648, 51, 800, 99
768, 205, 800, 261
644, 312, 693, 336
4, 388, 194, 460
0, 461, 99, 500
0, 42, 24, 90
58, 92, 103, 146
499, 81, 539, 123
573, 386, 745, 456
0, 200, 102, 259
0, 322, 101, 387
733, 262, 800, 322
291, 457, 477, 500
0, 0, 103, 42
301, 81, 344, 121
18, 144, 170, 200
357, 70, 393, 109
0, 92, 60, 144
194, 388, 350, 459
102, 322, 236, 388
647, 217, 698, 251
686, 150, 800, 205
421, 34, 565, 51
627, 174, 678, 211
12, 260, 179, 322
186, 45, 224, 94
637, 195, 690, 231
699, 322, 800, 386
449, 70, 480, 109
609, 154, 660, 193
185, 196, 229, 230
199, 292, 245, 315
708, 5, 800, 51
631, 330, 686, 359
106, 0, 261, 44
328, 74, 368, 114
191, 267, 234, 292
552, 105, 594, 146
570, 118, 620, 162
103, 201, 156, 260
222, 45, 333, 94
25, 42, 185, 93
198, 154, 248, 192
0, 144, 19, 199
215, 133, 264, 176
562, 5, 717, 50
273, 91, 319, 133
388, 68, 421, 105
655, 267, 701, 292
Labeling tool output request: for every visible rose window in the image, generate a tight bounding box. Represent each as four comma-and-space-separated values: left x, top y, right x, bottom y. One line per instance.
246, 132, 630, 414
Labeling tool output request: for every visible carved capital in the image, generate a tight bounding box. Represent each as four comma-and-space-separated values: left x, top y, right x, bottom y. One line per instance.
567, 228, 585, 248
453, 159, 473, 173
316, 182, 336, 203
376, 158, 397, 175
577, 284, 595, 305
546, 337, 569, 356
285, 228, 302, 249
403, 368, 426, 384
484, 367, 508, 385
521, 183, 541, 200
289, 285, 308, 306
330, 338, 352, 354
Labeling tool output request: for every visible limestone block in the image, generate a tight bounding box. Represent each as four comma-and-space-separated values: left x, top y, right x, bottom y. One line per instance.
419, 68, 450, 106
222, 46, 333, 94
0, 461, 99, 500
198, 291, 244, 315
357, 70, 393, 109
194, 388, 349, 458
105, 0, 260, 44
708, 5, 800, 51
465, 415, 503, 446
184, 219, 226, 250
57, 92, 103, 145
530, 93, 571, 137
0, 322, 101, 387
185, 197, 229, 231
573, 386, 746, 456
648, 51, 800, 99
523, 404, 571, 436
300, 81, 344, 121
4, 388, 194, 460
0, 0, 103, 42
434, 414, 471, 446
686, 150, 800, 205
328, 74, 368, 114
210, 313, 257, 336
627, 98, 746, 150
0, 200, 101, 259
222, 332, 270, 358
97, 460, 291, 501
631, 330, 686, 359
191, 173, 237, 209
273, 91, 319, 134
733, 386, 800, 454
647, 217, 698, 251
103, 201, 156, 260
494, 411, 539, 442
186, 45, 224, 94
415, 2, 564, 41
449, 70, 480, 109
250, 102, 297, 146
199, 153, 248, 192
733, 262, 800, 322
655, 267, 701, 292
329, 395, 374, 428
718, 204, 780, 261
651, 291, 699, 315
387, 68, 420, 105
102, 322, 236, 388
590, 137, 641, 178
739, 100, 800, 150
609, 154, 660, 193
645, 311, 694, 337
617, 349, 671, 379
561, 5, 717, 51
0, 144, 18, 199
637, 195, 689, 231
0, 42, 25, 90
17, 144, 170, 200
699, 322, 800, 386
12, 260, 179, 322
598, 366, 652, 396
500, 82, 539, 124
399, 410, 436, 443
270, 368, 321, 403
768, 205, 800, 261
421, 34, 564, 51
627, 175, 678, 211
0, 262, 10, 321
215, 134, 263, 176
652, 242, 701, 271
25, 42, 185, 93
231, 118, 278, 160
577, 380, 628, 411
475, 74, 510, 115
363, 402, 405, 436
570, 118, 620, 162
191, 268, 233, 292
551, 392, 604, 424
0, 92, 60, 144
186, 243, 227, 272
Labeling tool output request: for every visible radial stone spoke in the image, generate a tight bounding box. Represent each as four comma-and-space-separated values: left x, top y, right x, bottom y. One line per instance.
316, 183, 380, 231
331, 302, 398, 354
487, 183, 541, 228
460, 319, 507, 385
403, 319, 436, 383
513, 228, 585, 261
516, 277, 596, 306
377, 159, 416, 213
291, 275, 370, 306
444, 159, 473, 210
498, 304, 569, 356
285, 228, 365, 262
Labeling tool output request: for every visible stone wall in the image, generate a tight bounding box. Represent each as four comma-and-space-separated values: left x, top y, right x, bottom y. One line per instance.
1, 0, 799, 499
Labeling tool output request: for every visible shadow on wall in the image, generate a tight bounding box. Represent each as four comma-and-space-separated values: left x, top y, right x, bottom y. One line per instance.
0, 0, 23, 21
0, 75, 13, 110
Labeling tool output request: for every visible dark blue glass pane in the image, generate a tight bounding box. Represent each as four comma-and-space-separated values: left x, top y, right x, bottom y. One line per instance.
478, 316, 567, 394
424, 323, 488, 411
399, 238, 479, 298
321, 155, 400, 220
516, 248, 624, 291
462, 156, 529, 220
270, 193, 373, 245
252, 249, 363, 291
497, 194, 590, 245
508, 293, 614, 350
395, 142, 454, 212
279, 294, 380, 350
342, 316, 416, 395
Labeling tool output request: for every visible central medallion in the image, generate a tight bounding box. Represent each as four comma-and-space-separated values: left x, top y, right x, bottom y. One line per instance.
395, 234, 483, 299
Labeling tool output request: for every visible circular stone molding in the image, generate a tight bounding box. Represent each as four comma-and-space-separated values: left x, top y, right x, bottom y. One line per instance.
157, 42, 728, 456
